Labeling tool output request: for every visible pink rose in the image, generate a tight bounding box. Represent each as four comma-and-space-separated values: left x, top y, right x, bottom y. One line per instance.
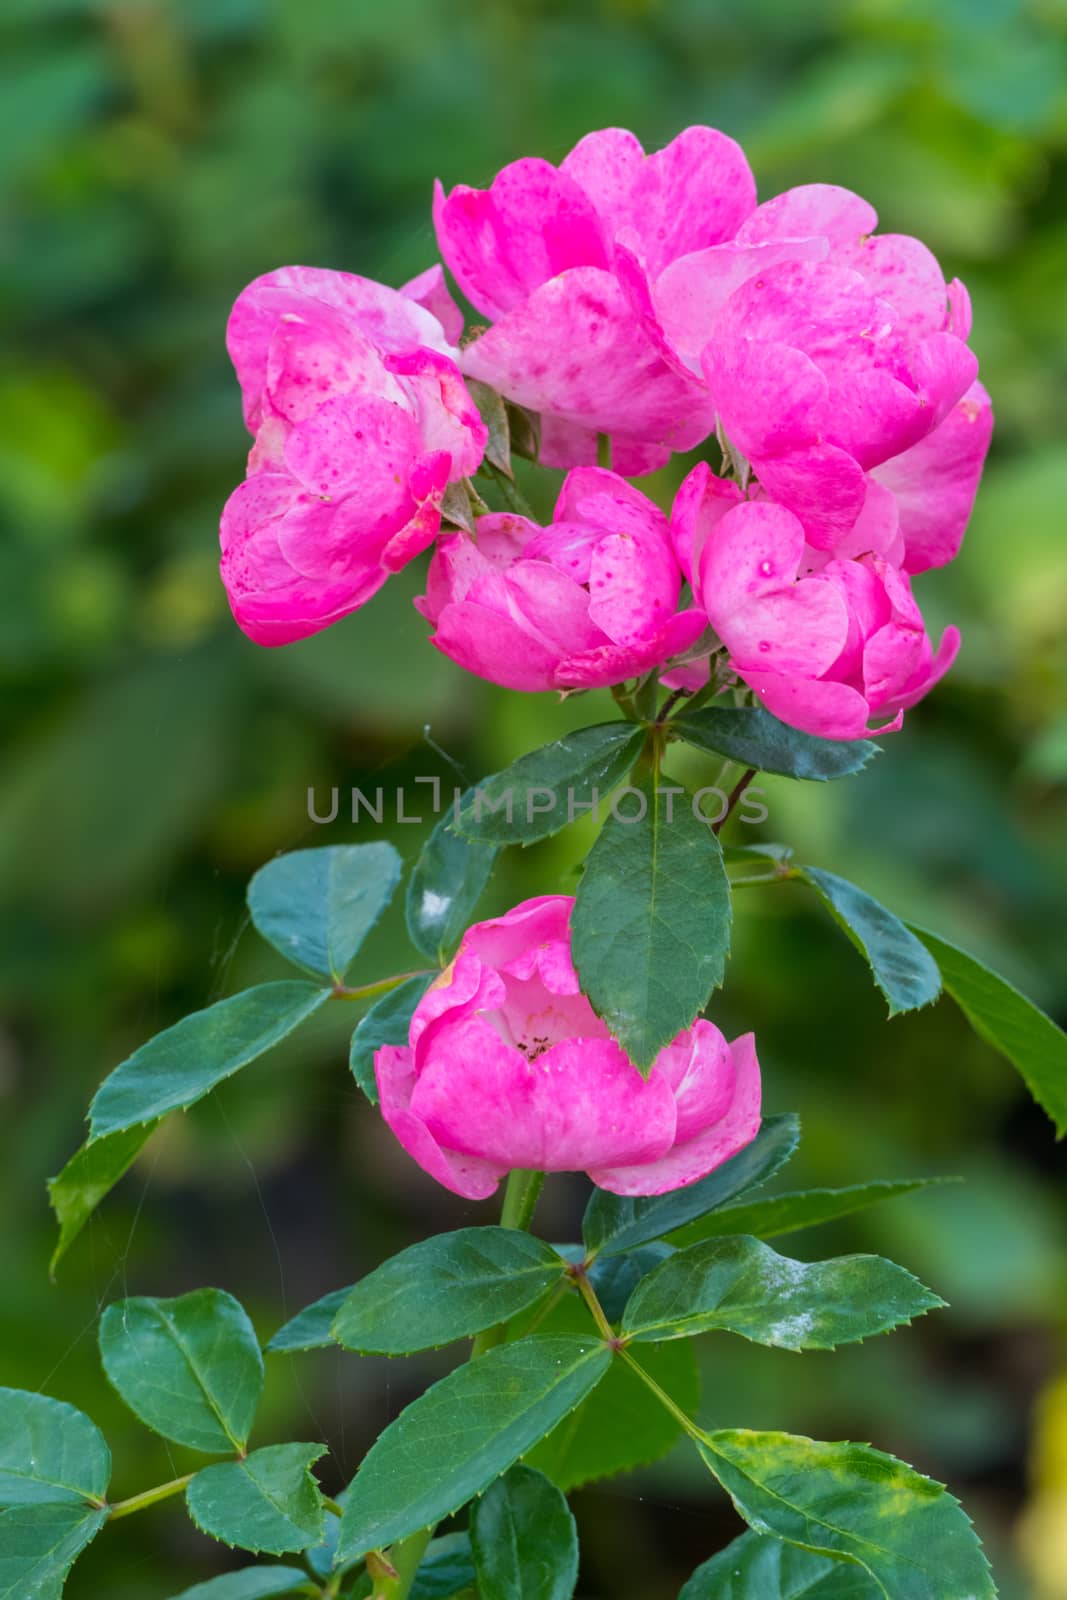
694, 496, 960, 740
220, 266, 486, 644
415, 468, 707, 691
375, 896, 761, 1199
692, 188, 979, 549
434, 127, 758, 473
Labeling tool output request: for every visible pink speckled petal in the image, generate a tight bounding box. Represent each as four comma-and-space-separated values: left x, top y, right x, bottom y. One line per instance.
559, 126, 646, 244
589, 1031, 761, 1196
554, 606, 706, 690
227, 267, 450, 427
264, 306, 398, 425
701, 334, 826, 460
386, 346, 487, 477
433, 161, 607, 320
400, 263, 465, 345
375, 1046, 506, 1201
412, 1018, 677, 1172
698, 501, 850, 675
756, 444, 868, 550
831, 478, 905, 566
891, 625, 961, 712
907, 333, 980, 433
586, 530, 679, 647
873, 381, 993, 572
282, 391, 420, 505
736, 183, 878, 247
461, 267, 715, 459
841, 232, 948, 343
623, 126, 757, 274
651, 237, 829, 371
670, 461, 743, 586
219, 475, 390, 645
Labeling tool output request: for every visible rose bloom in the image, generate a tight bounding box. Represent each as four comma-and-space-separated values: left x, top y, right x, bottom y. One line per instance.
694, 497, 959, 740
221, 265, 485, 644
434, 126, 758, 471
375, 896, 761, 1199
416, 467, 707, 691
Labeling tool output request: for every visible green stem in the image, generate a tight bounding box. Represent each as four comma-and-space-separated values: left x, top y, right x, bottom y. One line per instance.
618, 1347, 706, 1444
713, 766, 756, 835
596, 432, 612, 470
370, 1525, 435, 1600
332, 969, 434, 1002
572, 1268, 621, 1346
480, 461, 535, 518
107, 1473, 196, 1521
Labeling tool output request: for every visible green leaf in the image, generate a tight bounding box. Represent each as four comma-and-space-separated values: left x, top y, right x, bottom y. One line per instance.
797, 869, 941, 1015
665, 1178, 956, 1249
698, 1430, 995, 1600
167, 1568, 316, 1600
267, 1289, 350, 1355
622, 1236, 943, 1350
99, 1289, 264, 1453
89, 982, 330, 1139
349, 975, 433, 1106
47, 1125, 154, 1274
333, 1228, 565, 1355
467, 380, 512, 476
406, 792, 498, 962
412, 1532, 478, 1598
186, 1445, 327, 1557
675, 706, 878, 782
471, 1464, 578, 1600
514, 1293, 700, 1491
0, 1389, 110, 1506
910, 925, 1067, 1136
571, 779, 731, 1068
583, 1114, 800, 1257
453, 724, 644, 846
247, 844, 402, 982
337, 1336, 611, 1562
0, 1503, 108, 1600
680, 1530, 882, 1598
0, 1389, 111, 1600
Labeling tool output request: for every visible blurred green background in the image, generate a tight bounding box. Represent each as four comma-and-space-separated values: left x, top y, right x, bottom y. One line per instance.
1, 1, 1066, 1596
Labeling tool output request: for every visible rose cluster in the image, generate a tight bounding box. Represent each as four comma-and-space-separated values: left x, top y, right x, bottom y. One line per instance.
221, 125, 992, 736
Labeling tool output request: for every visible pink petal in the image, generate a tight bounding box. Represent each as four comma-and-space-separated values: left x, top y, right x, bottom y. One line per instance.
375, 1046, 506, 1201
946, 277, 972, 339
670, 461, 743, 586
227, 267, 450, 427
589, 1031, 761, 1196
459, 895, 573, 973
264, 305, 397, 425
411, 1018, 677, 1172
698, 501, 850, 675
554, 607, 706, 690
559, 126, 646, 244
755, 444, 867, 550
872, 381, 993, 572
400, 263, 465, 345
553, 467, 667, 536
736, 183, 878, 247
282, 391, 420, 507
461, 267, 715, 461
586, 530, 679, 647
840, 233, 949, 343
884, 625, 961, 715
432, 162, 607, 321
386, 347, 487, 477
651, 237, 829, 371
651, 1020, 737, 1143
740, 668, 880, 740
622, 125, 757, 275
219, 474, 389, 646
428, 600, 560, 691
830, 477, 905, 566
701, 334, 826, 460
